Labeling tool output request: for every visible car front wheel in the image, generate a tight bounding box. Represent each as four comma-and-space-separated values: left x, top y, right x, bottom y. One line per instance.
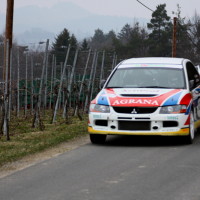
185, 111, 195, 144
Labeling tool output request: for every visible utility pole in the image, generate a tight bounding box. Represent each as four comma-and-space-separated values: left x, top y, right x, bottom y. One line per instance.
2, 0, 14, 139
172, 17, 177, 58
4, 0, 14, 80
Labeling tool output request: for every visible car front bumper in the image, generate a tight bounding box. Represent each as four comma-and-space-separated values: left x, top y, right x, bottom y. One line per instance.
88, 112, 191, 136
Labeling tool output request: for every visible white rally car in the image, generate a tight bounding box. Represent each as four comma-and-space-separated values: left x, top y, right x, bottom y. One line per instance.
88, 57, 200, 144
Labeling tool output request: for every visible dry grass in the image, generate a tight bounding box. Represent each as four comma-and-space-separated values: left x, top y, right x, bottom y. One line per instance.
0, 111, 88, 167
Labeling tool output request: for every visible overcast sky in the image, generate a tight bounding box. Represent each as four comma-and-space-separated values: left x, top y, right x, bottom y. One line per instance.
1, 0, 199, 19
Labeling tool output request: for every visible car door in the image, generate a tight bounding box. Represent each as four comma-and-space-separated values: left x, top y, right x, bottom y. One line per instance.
186, 61, 200, 120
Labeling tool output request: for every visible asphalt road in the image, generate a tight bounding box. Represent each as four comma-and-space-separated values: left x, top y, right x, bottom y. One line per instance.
1, 134, 200, 200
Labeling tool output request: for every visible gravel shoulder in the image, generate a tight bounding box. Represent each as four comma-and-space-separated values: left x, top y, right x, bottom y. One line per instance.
0, 135, 89, 179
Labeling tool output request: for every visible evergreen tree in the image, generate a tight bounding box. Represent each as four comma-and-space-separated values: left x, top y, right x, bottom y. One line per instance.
104, 30, 117, 49
90, 29, 105, 49
81, 38, 89, 51
69, 34, 78, 50
52, 28, 71, 64
0, 34, 3, 43
68, 34, 78, 64
175, 5, 193, 59
115, 22, 148, 59
188, 12, 200, 63
118, 24, 132, 45
147, 4, 172, 57
128, 23, 149, 57
0, 34, 4, 70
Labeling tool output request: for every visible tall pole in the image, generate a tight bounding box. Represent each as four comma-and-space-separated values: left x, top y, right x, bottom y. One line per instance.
111, 52, 116, 70
3, 40, 10, 139
8, 48, 12, 121
17, 47, 20, 117
38, 39, 49, 110
78, 49, 91, 99
25, 52, 28, 117
49, 54, 55, 109
99, 50, 105, 88
52, 44, 71, 123
2, 0, 14, 139
4, 0, 14, 81
172, 17, 177, 58
90, 52, 99, 102
32, 39, 49, 129
31, 54, 34, 114
84, 50, 97, 111
44, 48, 49, 111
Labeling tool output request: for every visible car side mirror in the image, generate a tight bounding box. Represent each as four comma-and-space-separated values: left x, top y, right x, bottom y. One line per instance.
189, 80, 195, 90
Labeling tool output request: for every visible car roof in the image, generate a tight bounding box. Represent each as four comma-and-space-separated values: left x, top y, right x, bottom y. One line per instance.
118, 57, 190, 69
121, 57, 185, 65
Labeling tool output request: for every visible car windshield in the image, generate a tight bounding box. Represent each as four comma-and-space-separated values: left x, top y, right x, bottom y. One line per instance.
106, 67, 186, 89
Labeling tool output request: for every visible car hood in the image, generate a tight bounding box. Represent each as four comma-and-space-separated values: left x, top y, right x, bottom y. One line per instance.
92, 88, 191, 107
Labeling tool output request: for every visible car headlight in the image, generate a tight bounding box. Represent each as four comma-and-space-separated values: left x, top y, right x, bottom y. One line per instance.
160, 105, 187, 114
89, 104, 110, 113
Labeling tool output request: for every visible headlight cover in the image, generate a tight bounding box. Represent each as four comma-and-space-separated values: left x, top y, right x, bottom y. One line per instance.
160, 105, 187, 114
90, 104, 110, 113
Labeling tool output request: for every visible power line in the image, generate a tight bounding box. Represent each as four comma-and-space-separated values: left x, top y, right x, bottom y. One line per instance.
136, 0, 154, 12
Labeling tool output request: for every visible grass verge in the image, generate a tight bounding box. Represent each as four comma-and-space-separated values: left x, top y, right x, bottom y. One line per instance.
0, 113, 88, 167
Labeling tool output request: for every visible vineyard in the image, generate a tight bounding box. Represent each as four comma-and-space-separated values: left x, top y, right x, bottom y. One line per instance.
2, 3, 200, 141
0, 39, 118, 140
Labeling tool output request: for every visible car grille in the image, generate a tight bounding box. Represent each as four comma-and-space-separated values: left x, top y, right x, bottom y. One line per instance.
118, 121, 151, 131
113, 107, 158, 114
95, 120, 108, 126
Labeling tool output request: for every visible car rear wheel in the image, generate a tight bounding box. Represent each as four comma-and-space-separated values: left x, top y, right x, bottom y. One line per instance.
185, 111, 195, 144
90, 134, 107, 144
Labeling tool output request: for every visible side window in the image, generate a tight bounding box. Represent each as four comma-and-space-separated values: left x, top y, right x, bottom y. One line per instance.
186, 62, 200, 88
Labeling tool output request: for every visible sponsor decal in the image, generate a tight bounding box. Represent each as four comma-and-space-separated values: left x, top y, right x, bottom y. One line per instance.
94, 89, 192, 108
163, 128, 179, 132
93, 114, 102, 119
95, 127, 107, 130
167, 116, 178, 120
107, 89, 182, 107
113, 99, 159, 106
120, 89, 161, 93
107, 94, 117, 98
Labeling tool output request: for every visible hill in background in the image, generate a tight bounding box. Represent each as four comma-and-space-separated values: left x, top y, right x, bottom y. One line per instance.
0, 2, 148, 44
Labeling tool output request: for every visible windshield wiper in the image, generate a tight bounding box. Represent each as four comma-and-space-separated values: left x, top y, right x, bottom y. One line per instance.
138, 86, 170, 88
106, 87, 124, 88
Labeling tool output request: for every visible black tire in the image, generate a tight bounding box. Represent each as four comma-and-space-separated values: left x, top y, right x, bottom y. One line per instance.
184, 111, 195, 144
90, 134, 107, 144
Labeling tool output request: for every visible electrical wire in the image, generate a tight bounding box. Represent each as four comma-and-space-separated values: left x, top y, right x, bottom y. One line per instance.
136, 0, 154, 12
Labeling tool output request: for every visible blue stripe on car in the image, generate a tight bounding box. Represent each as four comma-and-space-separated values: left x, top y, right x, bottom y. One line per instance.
97, 92, 109, 105
185, 103, 192, 115
162, 91, 182, 106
